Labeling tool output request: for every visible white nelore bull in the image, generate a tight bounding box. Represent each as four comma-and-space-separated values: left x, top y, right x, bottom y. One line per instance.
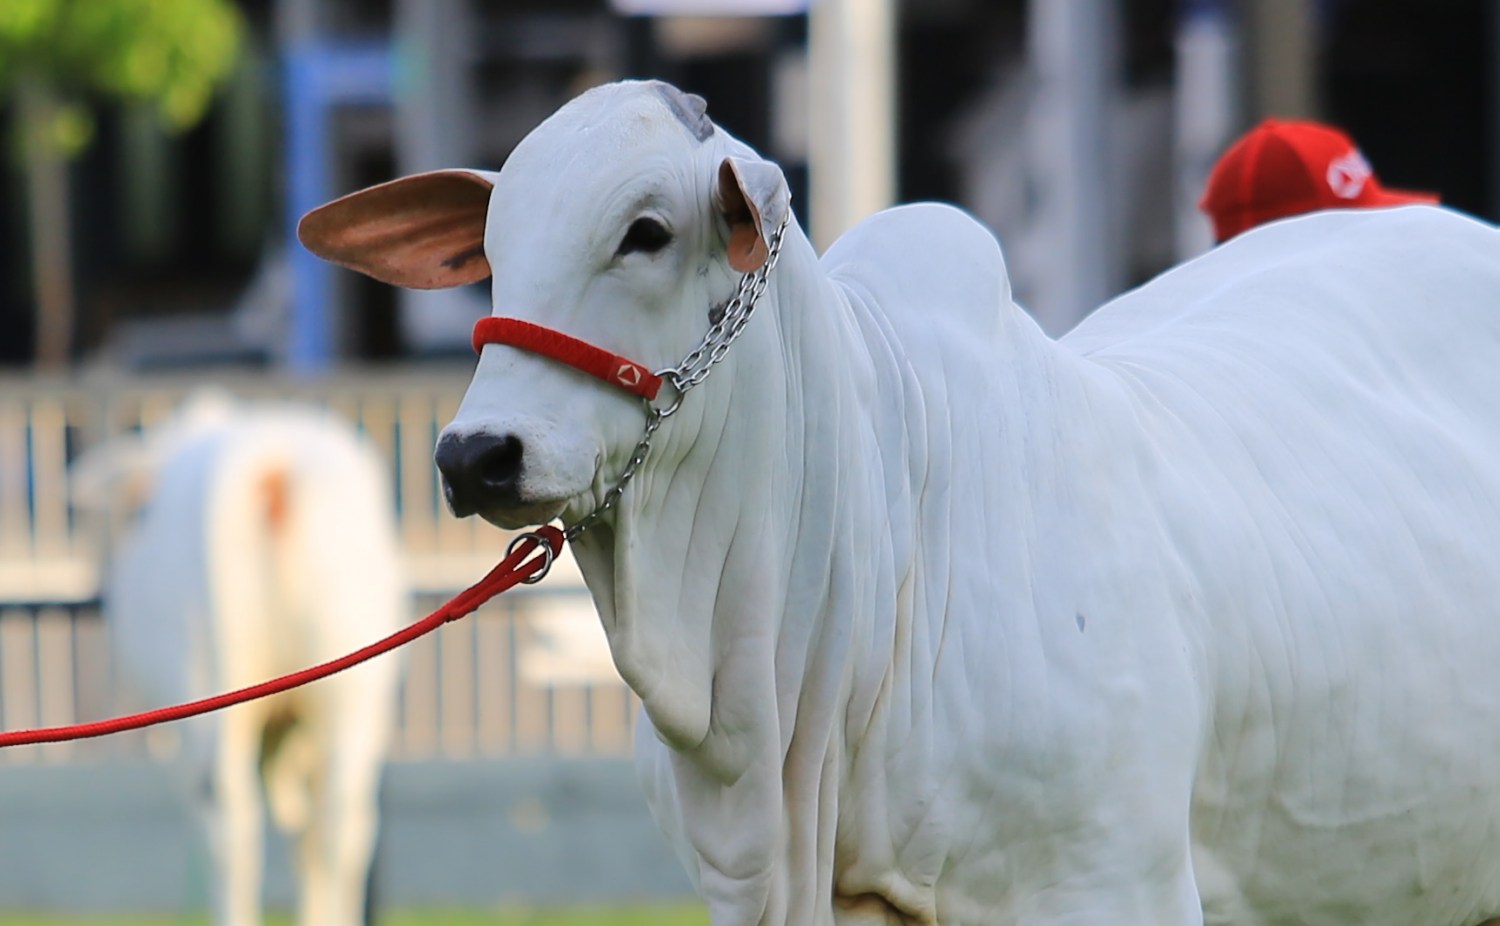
72, 392, 403, 926
298, 80, 1500, 926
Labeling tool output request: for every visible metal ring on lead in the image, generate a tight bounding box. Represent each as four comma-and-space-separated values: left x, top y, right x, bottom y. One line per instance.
507, 531, 556, 584
652, 368, 685, 417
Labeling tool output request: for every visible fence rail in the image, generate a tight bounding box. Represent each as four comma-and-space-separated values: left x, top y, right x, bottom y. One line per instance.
0, 369, 636, 763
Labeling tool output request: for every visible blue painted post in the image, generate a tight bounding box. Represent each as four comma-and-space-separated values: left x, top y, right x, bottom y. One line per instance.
283, 41, 394, 373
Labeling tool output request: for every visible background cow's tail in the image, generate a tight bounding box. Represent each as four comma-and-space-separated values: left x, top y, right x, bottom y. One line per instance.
249, 459, 316, 834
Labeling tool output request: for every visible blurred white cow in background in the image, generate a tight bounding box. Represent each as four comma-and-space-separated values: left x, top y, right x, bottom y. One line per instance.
72, 390, 405, 926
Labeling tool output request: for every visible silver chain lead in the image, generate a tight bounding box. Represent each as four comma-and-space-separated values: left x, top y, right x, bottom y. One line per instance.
560, 406, 664, 542
556, 216, 789, 545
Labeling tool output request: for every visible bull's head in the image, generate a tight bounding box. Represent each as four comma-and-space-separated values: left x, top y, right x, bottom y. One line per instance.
297, 80, 790, 532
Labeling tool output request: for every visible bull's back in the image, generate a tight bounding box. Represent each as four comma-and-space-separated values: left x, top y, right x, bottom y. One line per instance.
1071, 207, 1500, 925
1069, 206, 1500, 414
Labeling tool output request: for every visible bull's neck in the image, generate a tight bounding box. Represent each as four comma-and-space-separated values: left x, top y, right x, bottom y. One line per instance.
567, 226, 1078, 925
757, 239, 902, 758
754, 231, 1077, 757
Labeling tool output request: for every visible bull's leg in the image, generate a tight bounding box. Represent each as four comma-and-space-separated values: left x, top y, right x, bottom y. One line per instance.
207, 712, 265, 926
295, 714, 387, 926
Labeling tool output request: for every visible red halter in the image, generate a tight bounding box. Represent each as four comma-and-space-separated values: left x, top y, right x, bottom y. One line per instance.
472, 317, 663, 401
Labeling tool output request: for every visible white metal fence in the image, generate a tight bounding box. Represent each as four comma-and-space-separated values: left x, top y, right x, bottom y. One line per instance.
0, 369, 637, 764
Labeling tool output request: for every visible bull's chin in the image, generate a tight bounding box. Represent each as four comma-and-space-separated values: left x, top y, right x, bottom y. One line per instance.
478, 500, 568, 531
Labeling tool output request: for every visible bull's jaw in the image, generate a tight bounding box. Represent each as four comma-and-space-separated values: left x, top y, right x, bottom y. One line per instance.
471, 500, 568, 532
478, 449, 646, 536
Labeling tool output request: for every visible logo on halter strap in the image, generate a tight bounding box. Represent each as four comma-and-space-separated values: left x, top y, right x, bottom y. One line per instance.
616, 363, 644, 388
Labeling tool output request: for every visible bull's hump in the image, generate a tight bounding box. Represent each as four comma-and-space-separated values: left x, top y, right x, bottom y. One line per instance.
824, 202, 1012, 340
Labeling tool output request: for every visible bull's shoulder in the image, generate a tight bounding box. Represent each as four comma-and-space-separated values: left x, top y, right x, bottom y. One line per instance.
821, 202, 1012, 334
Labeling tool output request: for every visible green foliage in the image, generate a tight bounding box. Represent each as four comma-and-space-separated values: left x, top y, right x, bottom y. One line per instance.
0, 0, 243, 153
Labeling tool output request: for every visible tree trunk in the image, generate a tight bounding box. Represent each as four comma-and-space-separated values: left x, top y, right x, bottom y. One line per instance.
18, 78, 76, 370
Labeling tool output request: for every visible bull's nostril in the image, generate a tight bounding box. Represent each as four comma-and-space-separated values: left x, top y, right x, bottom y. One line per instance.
476, 435, 524, 493
434, 432, 526, 516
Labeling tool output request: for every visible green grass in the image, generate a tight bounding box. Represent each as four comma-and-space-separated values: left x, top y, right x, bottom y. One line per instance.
0, 905, 710, 926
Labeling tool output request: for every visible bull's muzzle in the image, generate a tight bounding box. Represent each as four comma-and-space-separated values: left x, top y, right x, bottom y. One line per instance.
434, 432, 525, 517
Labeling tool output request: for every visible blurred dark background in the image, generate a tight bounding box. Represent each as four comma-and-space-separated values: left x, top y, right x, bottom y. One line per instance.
0, 0, 1491, 365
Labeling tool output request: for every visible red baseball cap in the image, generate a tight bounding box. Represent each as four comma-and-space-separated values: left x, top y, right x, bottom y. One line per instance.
1199, 118, 1438, 242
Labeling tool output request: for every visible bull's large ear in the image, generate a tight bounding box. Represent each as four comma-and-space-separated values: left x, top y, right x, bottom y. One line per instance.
715, 156, 789, 272
297, 169, 497, 289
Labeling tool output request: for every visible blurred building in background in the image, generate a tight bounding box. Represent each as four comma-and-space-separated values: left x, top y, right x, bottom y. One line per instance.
0, 0, 1491, 367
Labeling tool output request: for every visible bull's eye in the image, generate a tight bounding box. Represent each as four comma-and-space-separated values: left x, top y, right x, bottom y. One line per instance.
617, 217, 673, 257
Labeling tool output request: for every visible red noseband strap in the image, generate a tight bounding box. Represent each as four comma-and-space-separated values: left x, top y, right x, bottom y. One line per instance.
472, 317, 663, 401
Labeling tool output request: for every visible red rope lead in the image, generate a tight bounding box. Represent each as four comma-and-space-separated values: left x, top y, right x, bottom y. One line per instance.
0, 526, 565, 749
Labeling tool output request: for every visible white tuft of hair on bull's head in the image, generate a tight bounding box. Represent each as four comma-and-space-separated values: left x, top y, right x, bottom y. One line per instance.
297, 80, 790, 531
